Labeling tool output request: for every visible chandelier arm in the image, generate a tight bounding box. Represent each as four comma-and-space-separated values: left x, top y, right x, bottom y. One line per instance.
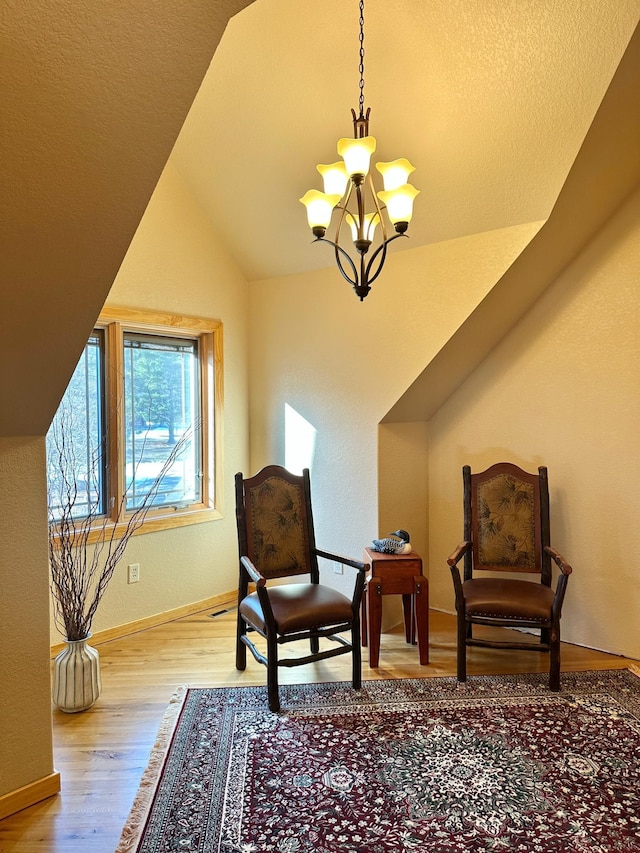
329, 186, 359, 284
366, 171, 387, 244
364, 233, 407, 286
314, 237, 358, 287
333, 184, 353, 240
355, 185, 366, 241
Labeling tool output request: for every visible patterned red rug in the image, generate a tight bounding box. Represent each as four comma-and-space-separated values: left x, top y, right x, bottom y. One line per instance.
117, 668, 640, 853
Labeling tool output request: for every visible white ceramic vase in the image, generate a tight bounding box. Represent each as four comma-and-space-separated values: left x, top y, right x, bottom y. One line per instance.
52, 636, 102, 712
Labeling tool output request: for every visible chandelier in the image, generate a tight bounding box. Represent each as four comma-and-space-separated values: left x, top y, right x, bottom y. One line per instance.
300, 0, 419, 301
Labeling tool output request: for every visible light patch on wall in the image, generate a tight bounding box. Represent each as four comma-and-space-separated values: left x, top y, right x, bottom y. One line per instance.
285, 404, 317, 474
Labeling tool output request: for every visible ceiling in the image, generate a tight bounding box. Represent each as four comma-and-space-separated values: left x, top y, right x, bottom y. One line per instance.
1, 0, 253, 436
170, 0, 640, 283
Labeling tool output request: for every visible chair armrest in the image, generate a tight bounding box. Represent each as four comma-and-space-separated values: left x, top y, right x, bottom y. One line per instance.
240, 556, 277, 629
315, 548, 366, 574
447, 541, 471, 567
544, 546, 572, 620
544, 546, 572, 576
240, 555, 266, 587
315, 548, 367, 613
447, 542, 471, 610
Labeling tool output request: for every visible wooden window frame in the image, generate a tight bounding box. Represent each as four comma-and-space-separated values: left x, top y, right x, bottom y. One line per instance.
88, 305, 223, 540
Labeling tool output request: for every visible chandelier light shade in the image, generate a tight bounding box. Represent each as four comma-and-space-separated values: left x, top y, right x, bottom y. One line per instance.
300, 190, 343, 234
317, 163, 349, 196
378, 183, 420, 226
300, 0, 419, 301
376, 158, 416, 191
337, 135, 377, 179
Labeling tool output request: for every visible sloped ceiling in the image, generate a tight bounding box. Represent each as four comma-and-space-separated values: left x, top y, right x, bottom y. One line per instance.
2, 0, 639, 437
171, 0, 640, 282
0, 0, 252, 436
384, 18, 640, 423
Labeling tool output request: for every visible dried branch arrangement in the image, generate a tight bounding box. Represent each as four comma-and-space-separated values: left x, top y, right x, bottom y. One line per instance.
47, 413, 195, 641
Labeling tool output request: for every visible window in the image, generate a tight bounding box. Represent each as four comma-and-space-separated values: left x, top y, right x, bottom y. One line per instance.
123, 332, 201, 510
47, 331, 106, 520
47, 307, 223, 537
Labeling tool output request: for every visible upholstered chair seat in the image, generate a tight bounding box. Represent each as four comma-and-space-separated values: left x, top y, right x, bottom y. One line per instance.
239, 584, 355, 636
462, 578, 555, 623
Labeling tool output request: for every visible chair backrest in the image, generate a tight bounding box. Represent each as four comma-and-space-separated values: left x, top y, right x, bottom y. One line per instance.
235, 465, 319, 581
463, 462, 551, 585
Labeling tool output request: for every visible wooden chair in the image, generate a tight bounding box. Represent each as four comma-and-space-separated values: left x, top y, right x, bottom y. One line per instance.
447, 463, 572, 690
235, 465, 366, 712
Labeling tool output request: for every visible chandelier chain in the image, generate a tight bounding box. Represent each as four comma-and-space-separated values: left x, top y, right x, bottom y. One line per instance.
358, 0, 365, 117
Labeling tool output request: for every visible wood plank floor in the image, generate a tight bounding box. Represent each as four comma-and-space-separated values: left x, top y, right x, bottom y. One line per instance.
0, 608, 633, 852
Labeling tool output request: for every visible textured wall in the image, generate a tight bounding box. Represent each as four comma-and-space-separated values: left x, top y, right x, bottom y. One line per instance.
0, 0, 251, 809
59, 163, 251, 646
428, 189, 640, 659
248, 190, 640, 660
0, 438, 54, 797
248, 223, 543, 592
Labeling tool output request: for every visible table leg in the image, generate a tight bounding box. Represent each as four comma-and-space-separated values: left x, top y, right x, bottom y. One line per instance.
414, 576, 429, 665
367, 581, 383, 667
402, 594, 416, 644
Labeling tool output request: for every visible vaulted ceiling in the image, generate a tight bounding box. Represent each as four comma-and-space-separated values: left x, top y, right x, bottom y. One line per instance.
171, 0, 640, 282
2, 0, 639, 436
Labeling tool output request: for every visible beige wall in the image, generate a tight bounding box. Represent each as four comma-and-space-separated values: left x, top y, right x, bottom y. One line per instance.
47, 163, 251, 646
377, 422, 430, 629
378, 422, 430, 560
1, 0, 250, 808
428, 188, 640, 659
249, 190, 640, 660
248, 222, 543, 595
0, 438, 55, 797
3, 154, 251, 804
1, 157, 250, 800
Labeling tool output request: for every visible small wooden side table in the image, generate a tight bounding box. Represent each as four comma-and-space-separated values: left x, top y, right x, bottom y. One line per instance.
361, 547, 429, 667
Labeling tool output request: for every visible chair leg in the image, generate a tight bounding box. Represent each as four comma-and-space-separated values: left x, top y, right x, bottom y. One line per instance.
549, 625, 561, 692
310, 636, 320, 655
352, 617, 362, 690
236, 612, 247, 671
266, 633, 280, 713
457, 613, 468, 682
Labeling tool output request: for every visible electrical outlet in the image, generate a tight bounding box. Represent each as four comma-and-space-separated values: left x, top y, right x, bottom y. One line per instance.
128, 563, 140, 584
333, 562, 344, 575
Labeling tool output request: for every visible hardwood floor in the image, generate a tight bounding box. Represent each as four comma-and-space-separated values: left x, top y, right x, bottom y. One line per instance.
0, 608, 633, 852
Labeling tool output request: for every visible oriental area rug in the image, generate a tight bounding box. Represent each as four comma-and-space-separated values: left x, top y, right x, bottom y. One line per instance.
117, 669, 640, 853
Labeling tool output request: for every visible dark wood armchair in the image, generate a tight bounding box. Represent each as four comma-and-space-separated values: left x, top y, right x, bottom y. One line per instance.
235, 465, 366, 712
447, 462, 572, 691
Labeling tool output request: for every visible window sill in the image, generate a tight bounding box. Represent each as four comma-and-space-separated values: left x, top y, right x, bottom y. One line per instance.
50, 505, 223, 546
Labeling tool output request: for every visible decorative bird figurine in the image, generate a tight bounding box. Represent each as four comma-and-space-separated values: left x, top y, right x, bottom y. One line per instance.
371, 529, 412, 555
